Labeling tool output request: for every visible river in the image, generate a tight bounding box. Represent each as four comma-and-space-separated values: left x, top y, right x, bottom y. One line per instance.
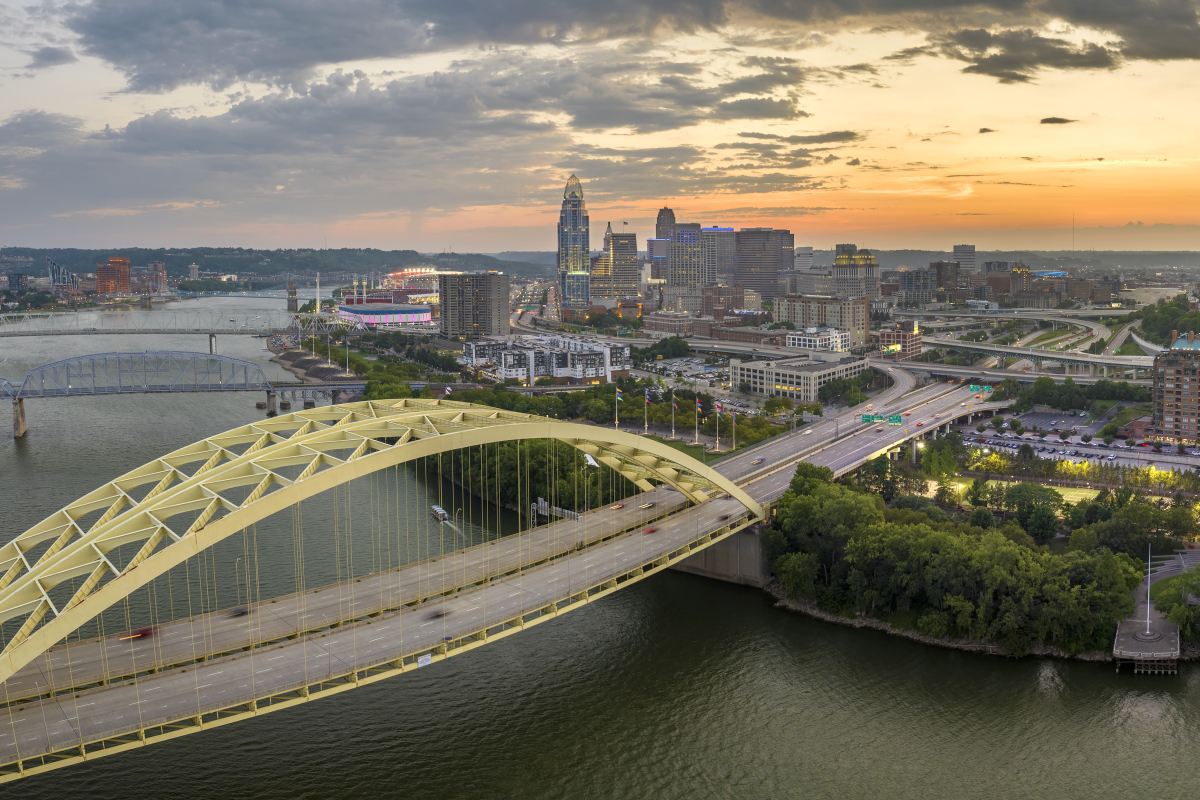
2, 296, 1198, 799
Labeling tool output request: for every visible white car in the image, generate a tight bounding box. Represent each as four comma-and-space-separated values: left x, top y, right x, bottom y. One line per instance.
803, 429, 813, 435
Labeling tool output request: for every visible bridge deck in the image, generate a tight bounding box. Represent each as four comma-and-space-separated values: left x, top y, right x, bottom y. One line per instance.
0, 368, 1006, 779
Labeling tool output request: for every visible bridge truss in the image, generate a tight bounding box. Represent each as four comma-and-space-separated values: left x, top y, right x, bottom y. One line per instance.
0, 399, 760, 687
15, 352, 274, 398
0, 310, 349, 338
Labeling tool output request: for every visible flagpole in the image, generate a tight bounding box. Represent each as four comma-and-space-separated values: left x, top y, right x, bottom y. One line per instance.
715, 406, 721, 451
615, 386, 620, 430
733, 413, 736, 450
644, 388, 648, 435
694, 398, 699, 445
671, 390, 676, 439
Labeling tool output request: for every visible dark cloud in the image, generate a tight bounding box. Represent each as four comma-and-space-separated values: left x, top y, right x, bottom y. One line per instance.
978, 127, 996, 133
1040, 116, 1076, 124
23, 46, 79, 69
712, 97, 806, 120
55, 0, 1200, 93
738, 130, 862, 144
846, 158, 861, 165
925, 28, 1120, 82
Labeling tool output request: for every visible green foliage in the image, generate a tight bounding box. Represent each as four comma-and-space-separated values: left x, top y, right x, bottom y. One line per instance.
764, 396, 794, 414
997, 375, 1148, 413
855, 456, 928, 501
632, 336, 690, 364
817, 372, 872, 404
770, 459, 1144, 654
1067, 527, 1098, 552
1148, 565, 1200, 641
968, 507, 996, 529
1138, 294, 1195, 345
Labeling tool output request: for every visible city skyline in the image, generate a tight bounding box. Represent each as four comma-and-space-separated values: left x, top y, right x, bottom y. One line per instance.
2, 2, 1200, 251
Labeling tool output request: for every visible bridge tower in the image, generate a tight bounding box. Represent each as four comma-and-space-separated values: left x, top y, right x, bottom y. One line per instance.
287, 278, 299, 313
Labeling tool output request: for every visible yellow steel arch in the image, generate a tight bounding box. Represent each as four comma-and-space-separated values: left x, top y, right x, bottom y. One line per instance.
0, 398, 760, 685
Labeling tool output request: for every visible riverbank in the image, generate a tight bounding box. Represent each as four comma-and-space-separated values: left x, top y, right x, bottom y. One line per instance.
766, 579, 1134, 662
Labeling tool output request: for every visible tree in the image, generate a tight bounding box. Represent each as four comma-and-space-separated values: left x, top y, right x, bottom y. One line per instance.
739, 381, 752, 394
764, 396, 794, 414
534, 377, 556, 386
976, 424, 987, 433
1068, 527, 1098, 551
969, 507, 996, 528
1059, 430, 1071, 441
966, 477, 989, 507
1003, 482, 1063, 528
1027, 505, 1060, 543
1016, 443, 1036, 461
1081, 434, 1093, 443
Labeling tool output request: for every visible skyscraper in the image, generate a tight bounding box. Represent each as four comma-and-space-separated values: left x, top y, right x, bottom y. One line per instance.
701, 226, 736, 286
735, 228, 792, 300
656, 207, 676, 240
833, 250, 881, 298
438, 271, 509, 339
96, 257, 130, 295
592, 222, 639, 299
147, 260, 167, 293
557, 174, 589, 294
794, 247, 814, 269
666, 223, 703, 289
953, 244, 977, 274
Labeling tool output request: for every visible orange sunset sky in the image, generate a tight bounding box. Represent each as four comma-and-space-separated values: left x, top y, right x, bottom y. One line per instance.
2, 2, 1200, 252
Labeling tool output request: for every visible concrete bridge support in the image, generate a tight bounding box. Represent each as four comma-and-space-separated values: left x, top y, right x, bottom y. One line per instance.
266, 392, 277, 416
12, 399, 26, 439
672, 524, 769, 588
208, 334, 218, 355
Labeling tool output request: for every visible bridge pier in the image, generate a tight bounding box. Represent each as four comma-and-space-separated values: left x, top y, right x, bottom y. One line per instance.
671, 524, 768, 587
266, 392, 277, 416
12, 399, 26, 438
209, 334, 218, 355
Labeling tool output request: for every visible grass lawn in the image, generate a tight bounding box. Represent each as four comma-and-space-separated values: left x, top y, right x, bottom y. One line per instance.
982, 480, 1100, 505
642, 434, 739, 464
1106, 402, 1153, 431
1116, 340, 1147, 356
1091, 399, 1118, 417
1026, 329, 1073, 347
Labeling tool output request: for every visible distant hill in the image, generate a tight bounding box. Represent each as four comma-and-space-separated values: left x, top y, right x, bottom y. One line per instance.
0, 247, 551, 280
814, 249, 1200, 271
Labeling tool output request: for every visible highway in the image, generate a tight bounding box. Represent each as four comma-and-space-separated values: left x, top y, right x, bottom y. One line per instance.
924, 334, 1152, 369
0, 374, 1005, 770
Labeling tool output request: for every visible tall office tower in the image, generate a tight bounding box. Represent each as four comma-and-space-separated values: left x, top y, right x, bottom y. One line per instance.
147, 260, 167, 292
953, 244, 977, 274
562, 271, 592, 312
666, 223, 703, 288
930, 260, 959, 291
656, 207, 676, 240
188, 263, 199, 280
735, 228, 792, 300
835, 243, 858, 257
438, 271, 510, 339
1010, 263, 1032, 293
557, 174, 589, 295
591, 222, 639, 299
96, 257, 131, 295
701, 226, 736, 285
794, 246, 814, 269
832, 249, 880, 298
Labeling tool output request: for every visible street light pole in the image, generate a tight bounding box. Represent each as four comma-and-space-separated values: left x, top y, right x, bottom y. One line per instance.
234, 557, 242, 608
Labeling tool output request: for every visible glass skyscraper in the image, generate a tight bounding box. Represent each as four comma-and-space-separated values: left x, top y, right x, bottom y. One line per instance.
557, 174, 589, 298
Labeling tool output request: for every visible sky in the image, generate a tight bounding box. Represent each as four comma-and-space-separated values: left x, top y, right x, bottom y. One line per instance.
2, 0, 1200, 254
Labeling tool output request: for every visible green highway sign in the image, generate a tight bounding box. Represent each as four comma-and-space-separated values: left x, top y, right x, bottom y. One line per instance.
888, 415, 902, 425
969, 384, 980, 391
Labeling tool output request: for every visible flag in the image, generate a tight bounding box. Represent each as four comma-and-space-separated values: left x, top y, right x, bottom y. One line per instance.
672, 398, 678, 410
477, 384, 483, 389
616, 388, 623, 402
645, 387, 651, 403
716, 401, 723, 413
445, 387, 453, 394
696, 398, 703, 411
733, 412, 737, 426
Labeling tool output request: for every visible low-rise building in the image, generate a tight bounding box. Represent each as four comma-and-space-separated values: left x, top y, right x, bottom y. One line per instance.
643, 310, 694, 336
878, 321, 922, 360
712, 326, 789, 344
774, 295, 870, 347
786, 327, 850, 352
729, 355, 869, 403
461, 333, 631, 385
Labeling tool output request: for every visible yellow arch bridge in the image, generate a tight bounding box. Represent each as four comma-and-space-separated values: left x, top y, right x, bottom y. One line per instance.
0, 398, 762, 782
